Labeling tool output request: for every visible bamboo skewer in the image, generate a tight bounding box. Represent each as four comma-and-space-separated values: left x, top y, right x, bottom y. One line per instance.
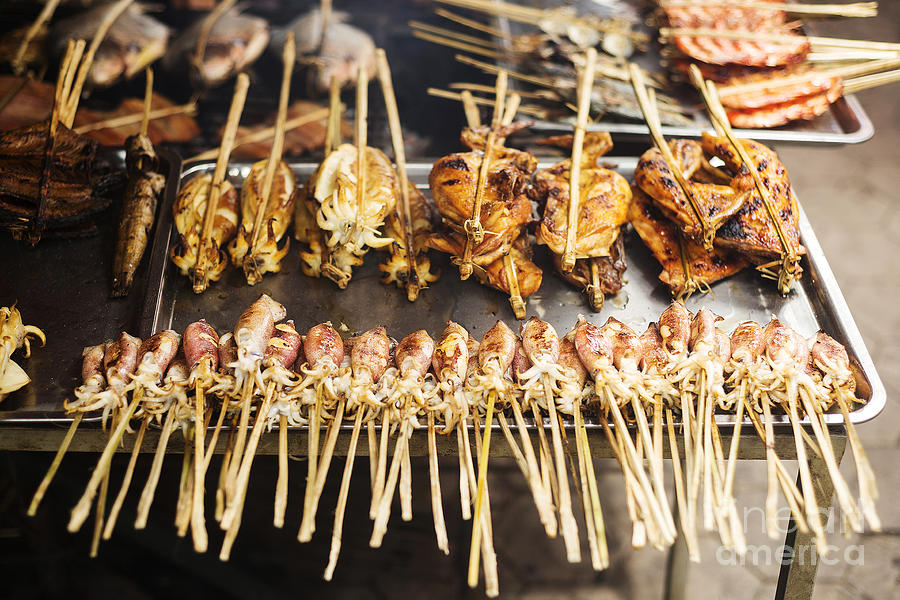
61, 0, 135, 127
323, 409, 364, 580
688, 65, 800, 293
367, 420, 378, 494
562, 47, 597, 272
302, 383, 324, 526
369, 409, 390, 517
833, 393, 880, 530
844, 68, 900, 93
12, 0, 63, 74
192, 73, 250, 293
298, 398, 345, 542
470, 410, 500, 597
435, 8, 506, 38
134, 405, 177, 529
460, 71, 506, 280
354, 65, 369, 243
660, 28, 900, 52
574, 399, 607, 570
629, 63, 712, 249
28, 413, 83, 516
783, 386, 828, 551
409, 21, 496, 49
542, 376, 581, 562
186, 107, 331, 162
467, 389, 497, 589
428, 412, 450, 554
89, 471, 109, 558
273, 415, 289, 527
376, 49, 421, 302
427, 88, 546, 118
215, 415, 238, 522
460, 90, 482, 128
101, 417, 148, 539
243, 33, 295, 285
666, 407, 699, 560
412, 30, 502, 59
68, 390, 142, 532
74, 103, 198, 135
370, 405, 411, 547
659, 0, 877, 17
508, 399, 557, 537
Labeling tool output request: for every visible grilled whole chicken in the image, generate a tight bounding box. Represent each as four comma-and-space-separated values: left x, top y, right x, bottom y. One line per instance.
227, 159, 297, 275
531, 132, 631, 310
170, 174, 239, 278
428, 124, 536, 263
629, 187, 747, 297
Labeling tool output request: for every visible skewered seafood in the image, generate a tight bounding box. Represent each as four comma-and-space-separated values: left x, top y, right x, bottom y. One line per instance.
52, 2, 170, 89
0, 305, 46, 399
532, 132, 632, 309
164, 4, 269, 89
170, 174, 239, 277
31, 294, 880, 581
227, 159, 297, 275
378, 183, 441, 292
111, 94, 166, 297
277, 7, 377, 94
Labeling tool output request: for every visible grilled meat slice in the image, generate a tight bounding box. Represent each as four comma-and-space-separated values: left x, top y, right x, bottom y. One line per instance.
634, 139, 744, 242
726, 81, 843, 129
701, 133, 805, 264
629, 187, 747, 296
478, 238, 543, 299
717, 66, 842, 110
532, 132, 631, 259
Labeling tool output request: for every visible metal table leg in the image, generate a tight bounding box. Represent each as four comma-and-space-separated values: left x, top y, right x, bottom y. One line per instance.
774, 431, 847, 600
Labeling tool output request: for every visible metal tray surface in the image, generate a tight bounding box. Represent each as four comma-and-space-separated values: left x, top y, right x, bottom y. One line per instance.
0, 149, 183, 423
493, 0, 874, 144
132, 159, 884, 430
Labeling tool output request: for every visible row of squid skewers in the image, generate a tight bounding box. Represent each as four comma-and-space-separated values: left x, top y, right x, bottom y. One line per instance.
28, 294, 879, 596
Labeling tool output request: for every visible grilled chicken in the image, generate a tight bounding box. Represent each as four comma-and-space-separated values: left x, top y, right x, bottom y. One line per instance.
700, 133, 805, 266
530, 132, 631, 310
634, 139, 744, 243
429, 123, 536, 263
629, 188, 747, 297
227, 159, 297, 276
169, 174, 239, 278
552, 230, 627, 309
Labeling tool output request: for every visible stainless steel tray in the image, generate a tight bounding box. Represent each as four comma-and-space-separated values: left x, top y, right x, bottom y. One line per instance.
131, 159, 884, 430
492, 0, 874, 144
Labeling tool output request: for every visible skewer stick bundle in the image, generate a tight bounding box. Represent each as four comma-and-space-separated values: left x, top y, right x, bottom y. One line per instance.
562, 47, 597, 272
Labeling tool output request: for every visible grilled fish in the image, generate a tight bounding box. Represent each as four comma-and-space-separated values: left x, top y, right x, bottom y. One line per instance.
165, 5, 269, 89
52, 3, 170, 88
111, 134, 165, 297
275, 8, 376, 94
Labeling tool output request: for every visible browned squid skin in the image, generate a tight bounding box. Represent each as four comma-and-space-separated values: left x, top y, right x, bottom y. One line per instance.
688, 308, 719, 353
184, 320, 220, 372
234, 294, 287, 359
639, 323, 667, 373
762, 318, 808, 364
265, 321, 303, 370
433, 322, 469, 386
104, 332, 142, 384
715, 330, 732, 364
509, 340, 531, 381
396, 330, 435, 379
659, 302, 692, 357
465, 333, 480, 377
602, 317, 643, 371
302, 323, 344, 370
351, 327, 392, 383
574, 319, 614, 377
810, 332, 855, 391
730, 322, 764, 363
137, 330, 182, 376
478, 320, 517, 373
558, 336, 587, 386
81, 343, 107, 384
520, 317, 560, 364
218, 333, 237, 375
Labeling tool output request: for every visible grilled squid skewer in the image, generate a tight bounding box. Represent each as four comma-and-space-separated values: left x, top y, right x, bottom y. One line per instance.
324, 326, 391, 581
221, 319, 302, 560
297, 323, 347, 539
520, 317, 580, 562
170, 175, 239, 280
28, 343, 107, 517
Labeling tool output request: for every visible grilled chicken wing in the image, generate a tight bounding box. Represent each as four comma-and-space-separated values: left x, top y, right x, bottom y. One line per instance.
629, 187, 747, 297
